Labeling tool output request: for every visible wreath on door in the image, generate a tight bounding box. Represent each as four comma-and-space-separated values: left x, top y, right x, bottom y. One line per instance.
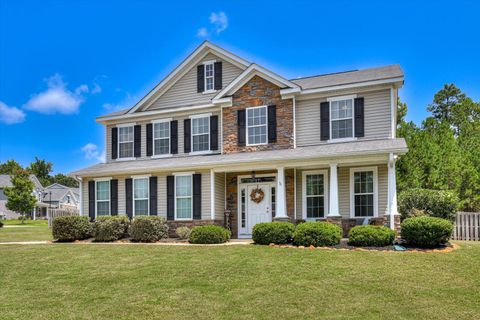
250, 187, 265, 204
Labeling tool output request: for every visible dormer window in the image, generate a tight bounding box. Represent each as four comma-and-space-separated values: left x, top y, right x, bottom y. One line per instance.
205, 62, 214, 92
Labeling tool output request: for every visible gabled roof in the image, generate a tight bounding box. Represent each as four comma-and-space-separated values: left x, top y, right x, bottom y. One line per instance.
212, 63, 300, 103
0, 174, 43, 190
123, 41, 250, 115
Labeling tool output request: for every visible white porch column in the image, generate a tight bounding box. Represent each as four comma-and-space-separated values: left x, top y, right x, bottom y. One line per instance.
328, 163, 340, 217
274, 166, 288, 221
210, 169, 215, 220
386, 153, 399, 230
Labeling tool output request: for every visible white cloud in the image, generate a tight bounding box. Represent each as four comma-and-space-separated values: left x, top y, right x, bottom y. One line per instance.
24, 74, 87, 114
103, 92, 136, 112
91, 82, 102, 94
0, 101, 26, 124
197, 11, 228, 38
81, 143, 105, 162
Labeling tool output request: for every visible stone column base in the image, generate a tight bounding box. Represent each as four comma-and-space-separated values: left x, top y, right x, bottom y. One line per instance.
383, 214, 401, 237
273, 216, 291, 222
325, 216, 345, 236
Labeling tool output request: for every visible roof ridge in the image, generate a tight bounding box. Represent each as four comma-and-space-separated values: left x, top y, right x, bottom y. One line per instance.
291, 69, 358, 81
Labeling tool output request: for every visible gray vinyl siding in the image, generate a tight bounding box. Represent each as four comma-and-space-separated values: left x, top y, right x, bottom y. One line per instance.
106, 111, 221, 163
146, 53, 243, 111
296, 89, 392, 147
214, 172, 226, 220
296, 164, 388, 220
82, 169, 212, 220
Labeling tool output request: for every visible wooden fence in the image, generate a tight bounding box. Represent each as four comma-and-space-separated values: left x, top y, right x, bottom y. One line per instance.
453, 212, 480, 241
47, 208, 80, 228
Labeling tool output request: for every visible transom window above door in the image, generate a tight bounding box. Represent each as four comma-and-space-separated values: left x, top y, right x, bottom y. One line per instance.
191, 116, 210, 152
153, 121, 170, 155
303, 171, 328, 220
247, 106, 267, 145
330, 97, 354, 140
118, 126, 134, 158
204, 62, 214, 92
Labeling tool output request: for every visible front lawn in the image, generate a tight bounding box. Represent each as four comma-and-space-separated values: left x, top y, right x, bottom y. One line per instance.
0, 242, 479, 319
0, 220, 52, 242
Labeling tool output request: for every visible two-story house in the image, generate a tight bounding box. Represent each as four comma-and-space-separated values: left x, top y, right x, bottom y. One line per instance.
71, 41, 407, 238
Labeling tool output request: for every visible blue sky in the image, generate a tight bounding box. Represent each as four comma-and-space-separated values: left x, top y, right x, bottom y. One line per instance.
0, 0, 479, 174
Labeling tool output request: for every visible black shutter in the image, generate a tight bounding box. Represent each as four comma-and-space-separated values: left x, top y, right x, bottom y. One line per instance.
111, 127, 118, 160
167, 176, 174, 220
193, 174, 201, 220
88, 180, 95, 221
210, 115, 218, 151
184, 119, 191, 153
214, 61, 222, 90
197, 65, 205, 93
125, 178, 133, 219
146, 123, 153, 156
268, 105, 277, 143
354, 97, 365, 138
320, 102, 330, 141
134, 125, 141, 157
237, 109, 246, 146
149, 176, 157, 216
110, 179, 118, 216
170, 120, 178, 154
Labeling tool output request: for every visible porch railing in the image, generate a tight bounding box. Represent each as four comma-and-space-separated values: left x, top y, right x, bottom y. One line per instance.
453, 212, 480, 241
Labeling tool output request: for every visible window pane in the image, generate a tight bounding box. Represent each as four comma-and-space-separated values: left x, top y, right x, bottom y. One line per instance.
192, 117, 209, 134
306, 174, 324, 196
331, 99, 352, 120
135, 199, 148, 215
355, 194, 374, 217
354, 171, 373, 194
119, 126, 133, 142
96, 181, 110, 201
119, 142, 133, 158
97, 201, 110, 216
176, 198, 192, 219
332, 119, 353, 139
154, 122, 169, 139
193, 134, 209, 152
134, 178, 148, 199
307, 196, 324, 218
176, 176, 192, 197
154, 138, 170, 155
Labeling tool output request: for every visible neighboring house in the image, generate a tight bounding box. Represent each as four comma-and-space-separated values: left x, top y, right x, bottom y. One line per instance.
71, 41, 407, 238
0, 174, 44, 219
42, 183, 80, 209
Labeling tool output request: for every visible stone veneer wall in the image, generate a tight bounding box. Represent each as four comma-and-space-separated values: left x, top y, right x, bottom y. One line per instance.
225, 169, 295, 238
222, 76, 294, 153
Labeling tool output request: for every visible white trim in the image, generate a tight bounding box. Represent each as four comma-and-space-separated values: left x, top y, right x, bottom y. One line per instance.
327, 94, 358, 102
79, 178, 83, 216
202, 90, 217, 95
293, 168, 297, 220
132, 177, 150, 217
115, 157, 135, 162
151, 154, 173, 159
390, 87, 396, 138
191, 114, 210, 153
220, 107, 224, 154
117, 125, 135, 159
116, 122, 136, 128
329, 96, 355, 141
204, 60, 215, 92
173, 171, 196, 176
302, 170, 329, 221
246, 105, 268, 146
189, 150, 213, 156
349, 166, 378, 218
95, 180, 111, 218
151, 118, 172, 123
202, 59, 216, 65
210, 169, 215, 220
93, 177, 112, 182
130, 174, 152, 179
300, 77, 404, 96
152, 120, 171, 156
293, 96, 297, 149
126, 41, 250, 114
327, 137, 357, 144
174, 173, 193, 221
189, 112, 212, 119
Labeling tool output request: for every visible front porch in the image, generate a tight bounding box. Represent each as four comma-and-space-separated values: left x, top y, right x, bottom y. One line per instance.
211, 154, 400, 238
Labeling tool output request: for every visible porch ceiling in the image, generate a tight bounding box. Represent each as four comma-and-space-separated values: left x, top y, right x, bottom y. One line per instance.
70, 138, 407, 178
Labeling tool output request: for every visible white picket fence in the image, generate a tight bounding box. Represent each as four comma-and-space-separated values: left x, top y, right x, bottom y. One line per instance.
453, 212, 480, 241
47, 208, 79, 228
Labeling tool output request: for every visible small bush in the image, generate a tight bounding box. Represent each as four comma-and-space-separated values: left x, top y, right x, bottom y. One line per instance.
348, 225, 396, 247
189, 225, 230, 244
398, 189, 458, 221
293, 222, 342, 247
52, 216, 91, 242
176, 226, 191, 240
0, 220, 3, 228
401, 216, 453, 248
252, 222, 295, 245
129, 216, 168, 242
92, 216, 130, 242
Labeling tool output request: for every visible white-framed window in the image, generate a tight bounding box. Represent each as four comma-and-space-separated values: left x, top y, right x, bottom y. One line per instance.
153, 120, 170, 156
95, 180, 110, 216
329, 95, 356, 141
118, 125, 134, 158
133, 177, 149, 216
302, 170, 328, 220
350, 167, 378, 218
247, 106, 268, 145
204, 61, 215, 92
175, 174, 192, 220
191, 115, 210, 152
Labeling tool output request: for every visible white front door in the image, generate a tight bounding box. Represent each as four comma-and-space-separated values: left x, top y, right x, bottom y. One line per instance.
238, 183, 273, 237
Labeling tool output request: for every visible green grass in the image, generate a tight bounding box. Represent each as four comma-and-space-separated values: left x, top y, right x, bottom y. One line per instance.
0, 220, 52, 242
0, 242, 479, 320
2, 219, 48, 226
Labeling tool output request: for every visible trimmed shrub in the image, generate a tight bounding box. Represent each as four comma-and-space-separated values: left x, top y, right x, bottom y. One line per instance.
398, 189, 458, 221
252, 222, 295, 245
176, 226, 191, 240
189, 225, 230, 244
52, 216, 91, 242
293, 222, 342, 247
348, 225, 396, 247
92, 216, 130, 242
401, 216, 453, 248
129, 216, 168, 242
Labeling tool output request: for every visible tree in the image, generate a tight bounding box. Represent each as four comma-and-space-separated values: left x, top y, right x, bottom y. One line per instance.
28, 157, 53, 187
52, 173, 79, 188
4, 169, 37, 224
0, 160, 23, 175
427, 83, 466, 123
397, 98, 408, 126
